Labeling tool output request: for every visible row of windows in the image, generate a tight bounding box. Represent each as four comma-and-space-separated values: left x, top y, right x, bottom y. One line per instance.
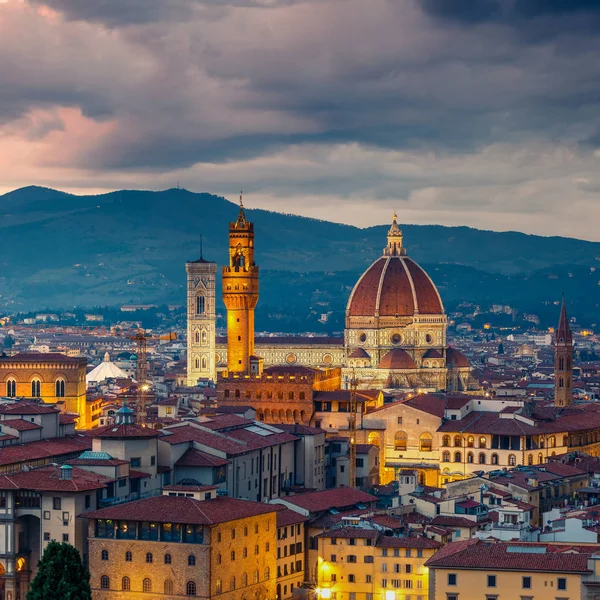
447, 573, 567, 591
101, 550, 196, 566
441, 452, 553, 466
224, 389, 306, 400
328, 548, 424, 558
215, 569, 269, 593
216, 523, 269, 541
393, 432, 432, 452
5, 378, 66, 398
100, 576, 196, 595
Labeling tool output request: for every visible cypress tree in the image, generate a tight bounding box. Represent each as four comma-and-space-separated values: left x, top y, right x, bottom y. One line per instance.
27, 541, 91, 600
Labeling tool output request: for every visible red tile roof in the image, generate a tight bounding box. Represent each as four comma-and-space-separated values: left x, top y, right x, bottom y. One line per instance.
200, 415, 253, 430
318, 527, 378, 540
275, 507, 307, 528
0, 403, 59, 415
163, 484, 217, 492
1, 419, 42, 431
425, 539, 600, 573
282, 487, 377, 513
0, 435, 91, 467
85, 495, 278, 525
0, 353, 86, 365
174, 448, 230, 468
431, 516, 479, 529
91, 424, 162, 439
0, 465, 112, 492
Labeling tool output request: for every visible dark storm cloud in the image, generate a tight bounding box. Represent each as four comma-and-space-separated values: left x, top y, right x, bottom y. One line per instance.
30, 0, 314, 26
421, 0, 600, 36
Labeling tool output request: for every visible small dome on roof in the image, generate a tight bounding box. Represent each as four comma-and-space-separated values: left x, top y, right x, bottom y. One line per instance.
446, 347, 469, 368
348, 348, 371, 359
378, 348, 416, 370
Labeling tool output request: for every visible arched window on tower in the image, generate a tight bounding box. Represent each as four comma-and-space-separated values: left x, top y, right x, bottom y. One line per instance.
442, 435, 450, 447
196, 296, 205, 315
419, 432, 433, 452
201, 357, 207, 370
31, 379, 41, 397
454, 435, 462, 447
6, 379, 16, 398
55, 378, 65, 397
195, 331, 200, 344
201, 330, 207, 344
195, 358, 200, 370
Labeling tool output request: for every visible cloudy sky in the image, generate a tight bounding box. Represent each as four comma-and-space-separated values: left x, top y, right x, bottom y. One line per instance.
1, 0, 600, 239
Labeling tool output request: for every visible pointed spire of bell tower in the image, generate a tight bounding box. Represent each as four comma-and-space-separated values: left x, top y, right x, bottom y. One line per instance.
235, 190, 247, 228
554, 295, 574, 408
384, 211, 405, 256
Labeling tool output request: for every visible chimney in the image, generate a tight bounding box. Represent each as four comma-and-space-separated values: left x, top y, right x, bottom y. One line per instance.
60, 465, 72, 481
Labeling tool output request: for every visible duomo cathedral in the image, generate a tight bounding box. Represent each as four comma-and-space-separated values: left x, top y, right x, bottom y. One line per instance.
186, 203, 473, 392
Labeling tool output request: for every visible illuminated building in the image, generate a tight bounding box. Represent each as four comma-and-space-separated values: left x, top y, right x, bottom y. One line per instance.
86, 488, 278, 599
186, 243, 217, 384
213, 213, 473, 392
316, 525, 440, 600
0, 353, 94, 428
425, 539, 600, 600
222, 196, 261, 375
275, 507, 307, 600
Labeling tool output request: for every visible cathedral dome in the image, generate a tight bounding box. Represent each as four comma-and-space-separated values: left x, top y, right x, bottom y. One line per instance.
347, 255, 444, 318
378, 348, 416, 370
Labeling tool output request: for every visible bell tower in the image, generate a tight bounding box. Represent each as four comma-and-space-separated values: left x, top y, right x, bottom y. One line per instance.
222, 194, 260, 374
186, 237, 217, 385
554, 297, 574, 408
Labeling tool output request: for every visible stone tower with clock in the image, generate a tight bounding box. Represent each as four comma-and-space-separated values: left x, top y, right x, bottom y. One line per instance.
186, 244, 217, 385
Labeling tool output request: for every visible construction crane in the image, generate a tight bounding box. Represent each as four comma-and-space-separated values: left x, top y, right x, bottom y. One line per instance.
348, 372, 359, 489
130, 329, 177, 426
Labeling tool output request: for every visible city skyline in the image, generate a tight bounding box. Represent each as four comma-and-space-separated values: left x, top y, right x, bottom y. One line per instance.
1, 0, 600, 239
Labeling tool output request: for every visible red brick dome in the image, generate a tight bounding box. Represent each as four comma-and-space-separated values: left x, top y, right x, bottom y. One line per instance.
378, 348, 417, 370
347, 256, 444, 318
446, 347, 469, 368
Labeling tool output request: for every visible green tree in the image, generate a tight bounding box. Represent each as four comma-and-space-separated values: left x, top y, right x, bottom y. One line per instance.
27, 541, 91, 600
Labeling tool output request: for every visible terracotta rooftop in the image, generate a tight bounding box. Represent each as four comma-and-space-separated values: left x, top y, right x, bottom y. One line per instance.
0, 465, 112, 492
85, 495, 278, 525
91, 424, 162, 439
425, 539, 600, 573
0, 403, 59, 415
1, 419, 43, 431
347, 256, 444, 318
174, 447, 230, 468
275, 507, 308, 528
0, 435, 91, 467
0, 353, 86, 365
281, 487, 377, 513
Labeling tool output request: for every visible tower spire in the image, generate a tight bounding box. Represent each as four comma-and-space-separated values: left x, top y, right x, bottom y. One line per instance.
235, 190, 247, 228
554, 295, 574, 408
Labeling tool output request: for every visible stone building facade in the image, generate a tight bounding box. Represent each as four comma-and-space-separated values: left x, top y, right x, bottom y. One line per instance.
186, 249, 218, 384
217, 366, 341, 425
87, 491, 278, 599
0, 353, 91, 428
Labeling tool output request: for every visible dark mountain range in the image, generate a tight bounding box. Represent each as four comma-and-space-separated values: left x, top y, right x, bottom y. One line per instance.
1, 186, 598, 330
